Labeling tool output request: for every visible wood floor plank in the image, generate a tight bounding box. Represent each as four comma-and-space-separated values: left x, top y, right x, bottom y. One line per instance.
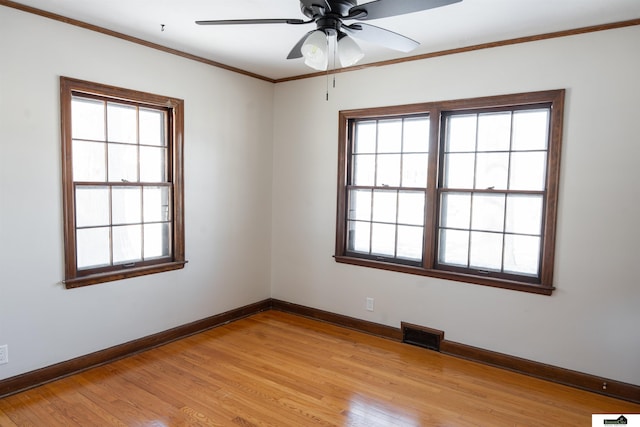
1, 310, 638, 426
0, 410, 19, 427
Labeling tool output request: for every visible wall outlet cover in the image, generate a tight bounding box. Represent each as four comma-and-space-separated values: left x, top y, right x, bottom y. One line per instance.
366, 297, 374, 311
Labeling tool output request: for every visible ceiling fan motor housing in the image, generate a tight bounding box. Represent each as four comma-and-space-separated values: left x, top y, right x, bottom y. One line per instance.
315, 17, 342, 36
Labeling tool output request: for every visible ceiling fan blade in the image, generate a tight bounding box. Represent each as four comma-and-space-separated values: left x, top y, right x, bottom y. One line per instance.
196, 18, 308, 25
348, 0, 461, 21
287, 30, 316, 59
342, 23, 419, 52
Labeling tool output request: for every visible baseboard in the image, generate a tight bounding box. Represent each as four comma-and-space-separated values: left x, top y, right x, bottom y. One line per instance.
2, 298, 638, 404
0, 299, 271, 398
270, 299, 402, 341
272, 299, 640, 404
439, 340, 640, 404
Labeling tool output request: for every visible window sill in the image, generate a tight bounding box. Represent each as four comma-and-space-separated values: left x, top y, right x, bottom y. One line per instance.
334, 255, 554, 296
64, 260, 187, 289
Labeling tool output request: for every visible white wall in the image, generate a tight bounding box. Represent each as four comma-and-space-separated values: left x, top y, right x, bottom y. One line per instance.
272, 26, 640, 385
2, 3, 639, 388
0, 6, 273, 379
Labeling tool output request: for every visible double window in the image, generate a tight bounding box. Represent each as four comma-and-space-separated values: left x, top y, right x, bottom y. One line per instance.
60, 77, 185, 288
335, 90, 564, 294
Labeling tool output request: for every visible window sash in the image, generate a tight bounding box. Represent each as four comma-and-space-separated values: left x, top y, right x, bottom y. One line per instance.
73, 182, 174, 273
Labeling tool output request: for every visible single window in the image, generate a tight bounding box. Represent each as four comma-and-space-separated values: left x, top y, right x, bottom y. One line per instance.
345, 115, 430, 265
335, 90, 564, 295
61, 77, 186, 288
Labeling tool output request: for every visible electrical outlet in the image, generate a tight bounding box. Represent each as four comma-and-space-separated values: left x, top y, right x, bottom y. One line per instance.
0, 345, 7, 365
366, 297, 374, 312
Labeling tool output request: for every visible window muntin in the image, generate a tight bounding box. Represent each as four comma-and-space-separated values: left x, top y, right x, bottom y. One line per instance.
336, 90, 564, 295
61, 77, 185, 288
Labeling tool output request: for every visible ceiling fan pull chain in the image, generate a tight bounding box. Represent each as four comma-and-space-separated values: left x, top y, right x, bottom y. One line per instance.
326, 71, 330, 101
326, 33, 335, 101
333, 36, 337, 89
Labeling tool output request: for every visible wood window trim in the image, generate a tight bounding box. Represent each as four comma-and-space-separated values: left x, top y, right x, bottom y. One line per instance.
335, 89, 565, 296
60, 77, 186, 288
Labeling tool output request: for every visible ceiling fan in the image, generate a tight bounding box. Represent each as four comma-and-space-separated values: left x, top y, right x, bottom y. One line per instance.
196, 0, 462, 71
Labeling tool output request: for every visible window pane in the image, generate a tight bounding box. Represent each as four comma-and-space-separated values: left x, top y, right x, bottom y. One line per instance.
77, 227, 110, 269
75, 186, 110, 227
438, 229, 469, 267
440, 192, 471, 229
371, 223, 395, 256
475, 153, 509, 190
504, 234, 540, 275
512, 109, 549, 151
469, 231, 503, 271
377, 119, 402, 153
403, 117, 429, 152
108, 144, 138, 182
72, 97, 104, 141
353, 154, 375, 186
72, 140, 106, 182
446, 115, 476, 152
354, 121, 376, 154
477, 112, 511, 152
113, 224, 142, 264
396, 225, 423, 261
509, 152, 546, 191
107, 103, 137, 144
444, 153, 474, 188
139, 108, 165, 146
144, 223, 171, 259
348, 189, 372, 221
112, 186, 141, 225
372, 190, 397, 223
348, 220, 371, 253
140, 146, 166, 183
144, 186, 171, 223
505, 195, 543, 235
471, 193, 505, 232
401, 153, 428, 188
376, 154, 401, 187
397, 192, 424, 226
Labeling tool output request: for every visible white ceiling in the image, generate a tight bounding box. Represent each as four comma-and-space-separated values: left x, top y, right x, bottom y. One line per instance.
9, 0, 640, 80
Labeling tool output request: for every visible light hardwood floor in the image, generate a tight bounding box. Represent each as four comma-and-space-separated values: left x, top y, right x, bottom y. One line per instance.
1, 311, 638, 426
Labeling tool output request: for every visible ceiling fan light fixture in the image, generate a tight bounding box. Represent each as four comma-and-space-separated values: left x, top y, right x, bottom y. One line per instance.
301, 30, 329, 70
338, 35, 364, 67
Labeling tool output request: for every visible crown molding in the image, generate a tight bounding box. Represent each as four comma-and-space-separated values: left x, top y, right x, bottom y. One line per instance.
3, 0, 638, 84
